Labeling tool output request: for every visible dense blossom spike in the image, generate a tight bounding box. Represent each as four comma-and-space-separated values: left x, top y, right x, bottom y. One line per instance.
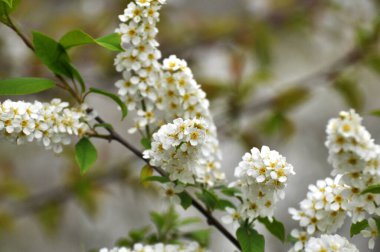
143, 118, 224, 184
0, 99, 93, 153
115, 0, 225, 186
224, 146, 295, 222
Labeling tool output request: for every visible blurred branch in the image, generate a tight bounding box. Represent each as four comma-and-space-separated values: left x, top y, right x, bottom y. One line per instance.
216, 17, 380, 129
9, 164, 129, 218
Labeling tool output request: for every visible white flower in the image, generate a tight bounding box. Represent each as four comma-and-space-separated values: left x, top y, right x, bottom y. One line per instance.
99, 242, 208, 252
289, 229, 309, 251
159, 182, 184, 204
221, 207, 241, 228
304, 234, 359, 252
361, 218, 378, 249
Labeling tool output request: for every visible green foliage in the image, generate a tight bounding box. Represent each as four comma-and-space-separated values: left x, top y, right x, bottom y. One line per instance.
370, 110, 380, 117
93, 123, 114, 130
252, 22, 272, 69
350, 220, 368, 237
141, 137, 152, 149
75, 138, 98, 175
116, 208, 209, 248
218, 185, 241, 197
274, 87, 310, 113
32, 31, 85, 92
333, 77, 363, 112
0, 77, 55, 95
88, 88, 128, 120
183, 229, 210, 247
178, 192, 192, 210
72, 177, 99, 217
59, 30, 123, 51
143, 176, 170, 184
258, 217, 286, 242
260, 112, 295, 138
140, 165, 154, 187
0, 210, 13, 232
196, 189, 235, 211
236, 224, 265, 252
0, 0, 19, 23
361, 184, 380, 194
37, 202, 63, 234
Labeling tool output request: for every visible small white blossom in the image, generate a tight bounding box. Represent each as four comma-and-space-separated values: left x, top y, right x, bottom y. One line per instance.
304, 234, 359, 252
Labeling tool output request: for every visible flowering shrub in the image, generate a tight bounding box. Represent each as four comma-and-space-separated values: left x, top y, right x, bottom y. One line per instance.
0, 0, 380, 252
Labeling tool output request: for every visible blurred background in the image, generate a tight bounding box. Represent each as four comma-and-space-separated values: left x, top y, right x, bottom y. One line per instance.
0, 0, 380, 251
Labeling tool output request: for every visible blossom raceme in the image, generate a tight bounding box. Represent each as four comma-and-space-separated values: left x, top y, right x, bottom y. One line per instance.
227, 146, 295, 221
0, 99, 92, 153
115, 0, 225, 186
143, 118, 223, 184
99, 242, 208, 252
325, 110, 380, 222
303, 234, 359, 252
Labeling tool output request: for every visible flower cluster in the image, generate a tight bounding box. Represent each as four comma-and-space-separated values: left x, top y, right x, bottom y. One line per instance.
115, 0, 224, 186
326, 110, 380, 221
289, 177, 349, 241
0, 99, 92, 153
143, 118, 224, 184
99, 242, 208, 252
289, 110, 380, 250
115, 0, 165, 131
227, 146, 295, 221
303, 234, 358, 252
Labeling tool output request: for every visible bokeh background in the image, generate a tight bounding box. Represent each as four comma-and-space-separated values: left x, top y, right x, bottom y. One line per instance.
0, 0, 380, 251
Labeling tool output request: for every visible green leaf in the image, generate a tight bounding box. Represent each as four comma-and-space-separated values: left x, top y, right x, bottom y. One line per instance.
33, 32, 73, 78
93, 123, 113, 130
143, 176, 170, 184
196, 189, 219, 210
178, 192, 192, 209
59, 29, 95, 49
370, 110, 380, 117
96, 33, 123, 51
333, 78, 364, 112
274, 87, 310, 112
258, 217, 286, 242
88, 88, 128, 120
59, 30, 123, 51
1, 0, 13, 8
178, 217, 201, 226
0, 77, 55, 95
350, 220, 368, 237
216, 199, 235, 210
32, 32, 86, 92
361, 184, 380, 194
236, 225, 265, 252
0, 0, 19, 21
184, 229, 210, 247
140, 165, 154, 187
220, 186, 240, 197
75, 138, 97, 174
141, 137, 152, 149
